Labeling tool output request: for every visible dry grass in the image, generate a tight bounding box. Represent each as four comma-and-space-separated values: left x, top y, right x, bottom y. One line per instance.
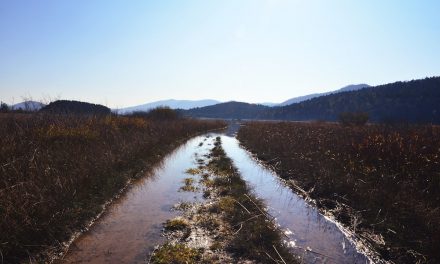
238, 121, 440, 263
207, 137, 297, 263
0, 113, 224, 263
150, 243, 201, 264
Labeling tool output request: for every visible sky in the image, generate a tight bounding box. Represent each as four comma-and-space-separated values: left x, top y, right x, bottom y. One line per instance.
1, 0, 439, 108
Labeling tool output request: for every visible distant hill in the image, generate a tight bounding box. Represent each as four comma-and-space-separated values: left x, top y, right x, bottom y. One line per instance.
40, 100, 111, 115
182, 101, 269, 119
11, 101, 45, 111
272, 77, 439, 123
184, 77, 440, 124
258, 102, 278, 107
117, 99, 220, 114
279, 84, 370, 106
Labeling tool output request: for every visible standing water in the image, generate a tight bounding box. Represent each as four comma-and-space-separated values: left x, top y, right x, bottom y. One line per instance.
60, 132, 372, 263
61, 136, 212, 263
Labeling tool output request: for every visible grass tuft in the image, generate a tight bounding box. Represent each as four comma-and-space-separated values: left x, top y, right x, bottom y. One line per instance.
164, 217, 189, 231
180, 177, 197, 192
185, 168, 202, 175
150, 243, 201, 264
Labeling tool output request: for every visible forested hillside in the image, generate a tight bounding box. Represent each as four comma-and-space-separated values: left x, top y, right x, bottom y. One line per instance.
270, 77, 440, 123
40, 100, 111, 115
184, 77, 440, 123
181, 101, 269, 119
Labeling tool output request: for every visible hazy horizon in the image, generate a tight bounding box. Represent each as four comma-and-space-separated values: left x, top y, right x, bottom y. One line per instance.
1, 0, 439, 108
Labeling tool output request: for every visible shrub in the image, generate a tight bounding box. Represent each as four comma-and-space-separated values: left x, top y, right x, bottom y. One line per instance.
131, 107, 180, 120
0, 102, 9, 112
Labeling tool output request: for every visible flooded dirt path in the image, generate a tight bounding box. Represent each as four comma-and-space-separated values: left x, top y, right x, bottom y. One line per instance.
61, 136, 212, 263
61, 132, 373, 263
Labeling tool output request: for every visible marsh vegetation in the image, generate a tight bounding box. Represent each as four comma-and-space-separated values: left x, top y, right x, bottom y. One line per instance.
238, 121, 440, 263
0, 112, 224, 263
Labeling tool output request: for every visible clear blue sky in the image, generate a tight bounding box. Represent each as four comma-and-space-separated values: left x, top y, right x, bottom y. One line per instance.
1, 0, 439, 108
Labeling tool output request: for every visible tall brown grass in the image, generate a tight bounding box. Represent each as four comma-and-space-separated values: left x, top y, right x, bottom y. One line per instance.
238, 122, 440, 263
0, 113, 224, 263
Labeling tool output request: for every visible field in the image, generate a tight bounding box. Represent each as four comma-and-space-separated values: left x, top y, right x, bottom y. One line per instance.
0, 113, 224, 263
238, 122, 440, 263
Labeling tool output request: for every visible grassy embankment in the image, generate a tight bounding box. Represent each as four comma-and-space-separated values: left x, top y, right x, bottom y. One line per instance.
151, 136, 297, 264
0, 113, 224, 263
238, 122, 440, 264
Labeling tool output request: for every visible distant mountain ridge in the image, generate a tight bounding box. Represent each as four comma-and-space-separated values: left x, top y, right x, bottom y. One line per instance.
113, 84, 371, 113
117, 99, 220, 114
11, 101, 45, 111
279, 84, 370, 106
183, 77, 440, 124
181, 101, 269, 119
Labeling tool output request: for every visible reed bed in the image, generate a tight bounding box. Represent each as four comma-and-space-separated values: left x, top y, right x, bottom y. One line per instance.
0, 113, 224, 263
238, 122, 440, 263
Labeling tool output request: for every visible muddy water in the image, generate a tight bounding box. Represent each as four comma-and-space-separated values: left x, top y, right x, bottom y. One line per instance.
221, 135, 370, 264
61, 133, 371, 264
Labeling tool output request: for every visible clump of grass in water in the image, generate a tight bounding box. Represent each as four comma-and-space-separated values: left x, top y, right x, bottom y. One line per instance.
164, 217, 189, 231
150, 243, 201, 264
180, 177, 197, 192
199, 176, 215, 188
173, 201, 193, 211
185, 168, 202, 175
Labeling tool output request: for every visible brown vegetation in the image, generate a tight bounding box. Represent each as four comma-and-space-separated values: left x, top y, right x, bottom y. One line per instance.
130, 106, 180, 120
206, 137, 296, 263
339, 111, 369, 126
238, 122, 440, 263
0, 112, 224, 263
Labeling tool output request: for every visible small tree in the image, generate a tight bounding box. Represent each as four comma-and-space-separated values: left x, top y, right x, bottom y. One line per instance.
339, 112, 369, 126
0, 102, 9, 113
148, 107, 180, 120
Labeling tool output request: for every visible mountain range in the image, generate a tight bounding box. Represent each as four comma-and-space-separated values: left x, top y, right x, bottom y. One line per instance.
11, 101, 45, 111
278, 84, 370, 106
7, 77, 440, 124
115, 99, 220, 114
113, 84, 371, 113
183, 77, 440, 124
8, 83, 371, 114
